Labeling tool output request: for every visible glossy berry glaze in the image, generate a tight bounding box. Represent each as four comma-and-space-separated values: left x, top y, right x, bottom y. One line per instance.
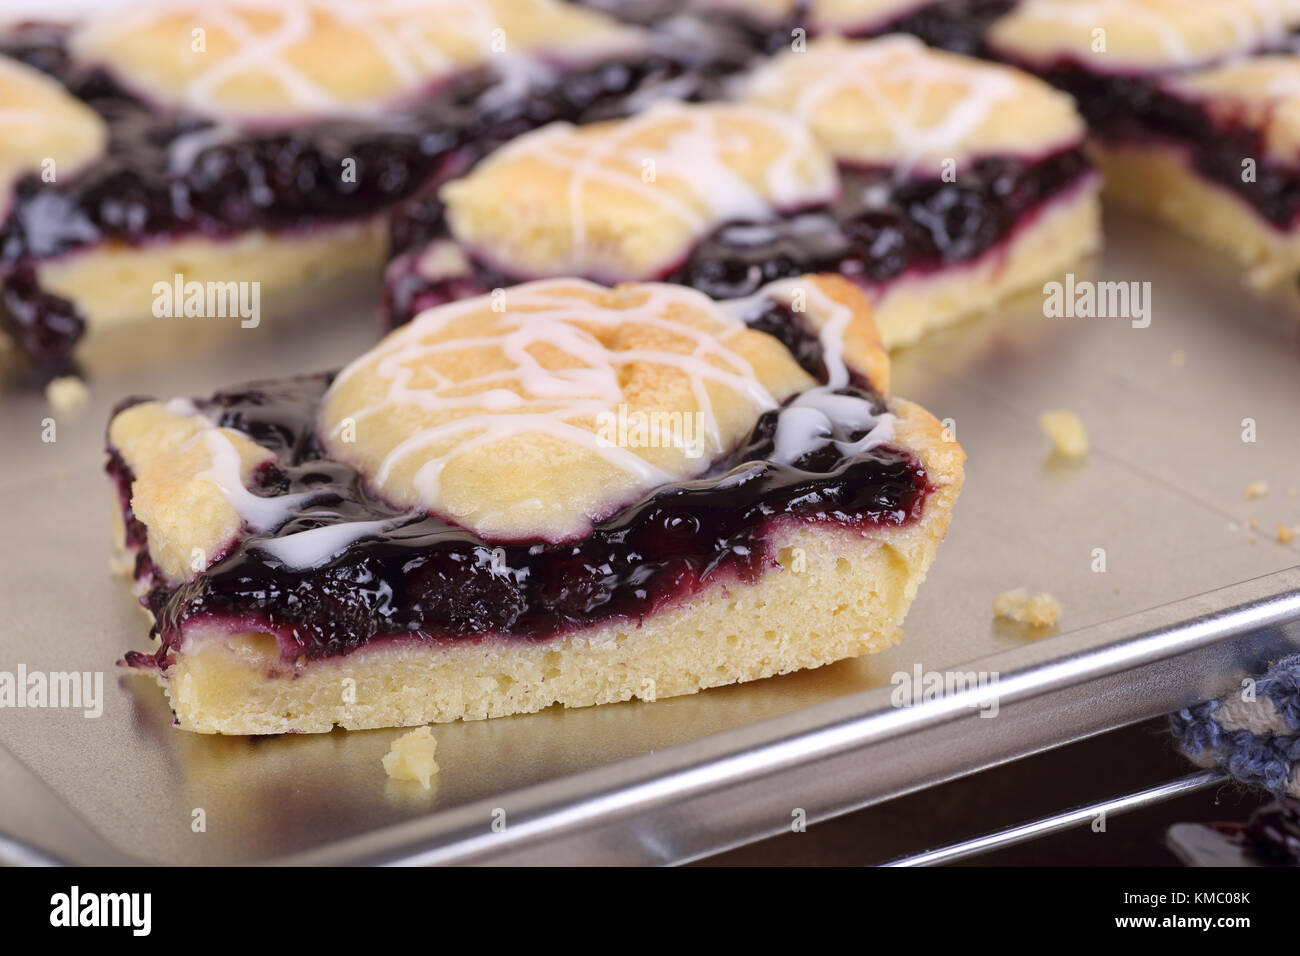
112, 303, 931, 667
1209, 799, 1300, 865
385, 148, 1091, 326
1031, 62, 1300, 229
0, 23, 758, 364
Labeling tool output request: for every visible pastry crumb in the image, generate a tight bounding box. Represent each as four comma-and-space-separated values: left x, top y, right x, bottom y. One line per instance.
1039, 409, 1088, 460
1244, 480, 1268, 500
1169, 350, 1186, 367
1249, 515, 1260, 530
993, 588, 1062, 628
1279, 524, 1295, 545
382, 726, 439, 788
45, 375, 89, 414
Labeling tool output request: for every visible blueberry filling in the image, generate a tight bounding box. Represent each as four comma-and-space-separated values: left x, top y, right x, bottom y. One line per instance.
577, 0, 1016, 57
0, 22, 759, 363
112, 304, 930, 664
385, 148, 1091, 326
856, 0, 1017, 58
1028, 63, 1300, 230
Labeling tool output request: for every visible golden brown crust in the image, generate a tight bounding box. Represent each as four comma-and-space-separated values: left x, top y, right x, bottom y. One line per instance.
742, 35, 1086, 172
988, 0, 1300, 72
440, 101, 837, 281
0, 55, 106, 212
318, 277, 819, 541
109, 401, 276, 584
70, 0, 645, 121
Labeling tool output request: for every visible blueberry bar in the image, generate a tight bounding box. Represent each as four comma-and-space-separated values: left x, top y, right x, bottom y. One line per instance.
386, 38, 1099, 349
0, 0, 756, 365
108, 275, 963, 733
990, 0, 1300, 287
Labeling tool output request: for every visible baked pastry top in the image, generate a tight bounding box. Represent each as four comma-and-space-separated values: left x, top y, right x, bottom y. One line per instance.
988, 0, 1300, 72
69, 0, 647, 121
322, 276, 884, 541
439, 101, 838, 281
0, 54, 105, 212
742, 35, 1086, 172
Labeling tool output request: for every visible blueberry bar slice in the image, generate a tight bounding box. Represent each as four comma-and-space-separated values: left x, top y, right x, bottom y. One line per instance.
108, 275, 963, 733
386, 38, 1099, 349
0, 0, 752, 365
990, 0, 1300, 287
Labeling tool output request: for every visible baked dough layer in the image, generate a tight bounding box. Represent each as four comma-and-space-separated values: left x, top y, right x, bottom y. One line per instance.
35, 217, 387, 331
133, 398, 963, 734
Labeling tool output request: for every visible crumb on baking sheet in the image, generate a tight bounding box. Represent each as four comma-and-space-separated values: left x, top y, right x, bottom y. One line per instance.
1249, 515, 1260, 530
382, 726, 439, 788
45, 375, 89, 414
1245, 480, 1268, 500
1039, 409, 1088, 460
1280, 524, 1295, 545
993, 588, 1062, 628
1169, 350, 1186, 367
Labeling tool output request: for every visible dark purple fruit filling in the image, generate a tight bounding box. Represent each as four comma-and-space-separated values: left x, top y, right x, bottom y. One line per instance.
0, 22, 760, 364
384, 147, 1091, 326
863, 0, 1017, 57
112, 304, 930, 663
577, 0, 1016, 57
1028, 63, 1300, 229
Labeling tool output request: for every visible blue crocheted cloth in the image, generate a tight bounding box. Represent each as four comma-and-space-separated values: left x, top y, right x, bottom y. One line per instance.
1171, 654, 1300, 797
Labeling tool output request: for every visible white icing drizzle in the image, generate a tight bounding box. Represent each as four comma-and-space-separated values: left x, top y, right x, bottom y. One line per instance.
726, 279, 895, 466
746, 34, 1023, 169
193, 430, 316, 533
1005, 0, 1297, 64
449, 102, 838, 278
256, 518, 399, 569
70, 0, 642, 121
325, 279, 789, 521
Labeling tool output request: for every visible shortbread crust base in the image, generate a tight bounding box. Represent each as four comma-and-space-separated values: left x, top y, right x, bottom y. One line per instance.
127, 399, 963, 735
1093, 143, 1300, 289
33, 219, 388, 331
873, 177, 1102, 349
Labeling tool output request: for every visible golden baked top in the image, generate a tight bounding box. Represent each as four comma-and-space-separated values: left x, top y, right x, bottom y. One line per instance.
1167, 55, 1300, 164
988, 0, 1300, 72
318, 276, 885, 542
742, 35, 1086, 173
0, 55, 106, 214
439, 101, 838, 281
68, 0, 645, 122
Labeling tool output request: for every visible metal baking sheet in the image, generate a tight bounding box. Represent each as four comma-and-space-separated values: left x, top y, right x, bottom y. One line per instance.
2, 210, 1299, 866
